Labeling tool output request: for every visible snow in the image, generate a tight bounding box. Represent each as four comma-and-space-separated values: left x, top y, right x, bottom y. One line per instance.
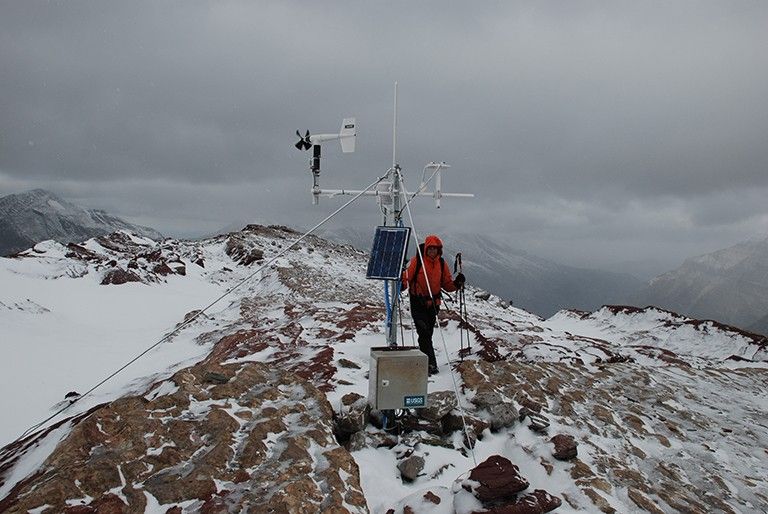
143, 490, 198, 513
2, 228, 767, 512
144, 380, 180, 401
0, 236, 253, 450
0, 422, 73, 499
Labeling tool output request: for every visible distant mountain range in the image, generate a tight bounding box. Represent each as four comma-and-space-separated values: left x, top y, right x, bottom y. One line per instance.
634, 237, 768, 333
323, 227, 768, 336
0, 189, 162, 256
5, 190, 766, 336
320, 227, 644, 318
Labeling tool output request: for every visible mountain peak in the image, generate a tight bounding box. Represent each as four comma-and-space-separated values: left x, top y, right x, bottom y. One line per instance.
0, 189, 162, 256
639, 237, 768, 329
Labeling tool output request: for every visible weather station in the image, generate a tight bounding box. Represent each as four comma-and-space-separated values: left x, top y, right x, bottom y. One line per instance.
294, 83, 473, 418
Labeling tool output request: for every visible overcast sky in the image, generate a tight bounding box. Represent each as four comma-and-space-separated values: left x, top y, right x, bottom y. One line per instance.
2, 1, 767, 277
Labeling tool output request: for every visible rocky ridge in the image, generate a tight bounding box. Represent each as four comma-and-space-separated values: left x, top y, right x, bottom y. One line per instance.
1, 225, 767, 513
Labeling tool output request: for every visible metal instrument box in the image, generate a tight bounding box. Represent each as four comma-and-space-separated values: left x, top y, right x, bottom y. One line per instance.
368, 347, 428, 410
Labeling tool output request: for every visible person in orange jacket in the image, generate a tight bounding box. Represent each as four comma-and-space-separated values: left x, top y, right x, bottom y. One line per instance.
402, 234, 465, 375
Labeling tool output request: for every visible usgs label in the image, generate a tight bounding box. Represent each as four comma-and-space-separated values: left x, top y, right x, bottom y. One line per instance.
404, 395, 426, 408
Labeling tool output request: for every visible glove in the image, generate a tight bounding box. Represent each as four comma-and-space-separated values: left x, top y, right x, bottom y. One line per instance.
454, 272, 465, 288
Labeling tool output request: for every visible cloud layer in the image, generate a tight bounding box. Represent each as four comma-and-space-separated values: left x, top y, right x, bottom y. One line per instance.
2, 1, 767, 275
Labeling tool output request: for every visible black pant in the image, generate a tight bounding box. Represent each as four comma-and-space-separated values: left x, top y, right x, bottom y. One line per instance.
411, 298, 438, 369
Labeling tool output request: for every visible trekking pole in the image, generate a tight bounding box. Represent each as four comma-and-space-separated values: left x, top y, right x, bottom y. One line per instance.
454, 253, 470, 360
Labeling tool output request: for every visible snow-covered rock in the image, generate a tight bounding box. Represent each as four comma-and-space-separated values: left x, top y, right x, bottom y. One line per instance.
1, 224, 767, 513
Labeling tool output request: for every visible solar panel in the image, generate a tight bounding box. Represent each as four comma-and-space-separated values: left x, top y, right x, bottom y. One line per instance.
366, 226, 411, 280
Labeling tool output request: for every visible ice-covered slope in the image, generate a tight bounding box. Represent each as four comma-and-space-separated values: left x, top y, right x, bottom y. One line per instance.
1, 225, 766, 513
0, 189, 162, 256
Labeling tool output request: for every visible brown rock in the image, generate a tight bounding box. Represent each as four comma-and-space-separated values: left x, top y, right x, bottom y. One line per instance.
424, 491, 441, 504
225, 234, 264, 265
592, 404, 615, 424
0, 361, 366, 513
153, 262, 174, 275
441, 413, 490, 442
472, 489, 562, 514
341, 392, 366, 407
467, 455, 529, 502
420, 391, 458, 422
613, 468, 650, 492
338, 358, 361, 369
471, 390, 504, 409
627, 487, 665, 514
398, 455, 426, 482
582, 487, 616, 513
518, 396, 544, 413
101, 268, 141, 285
569, 459, 593, 479
550, 434, 578, 460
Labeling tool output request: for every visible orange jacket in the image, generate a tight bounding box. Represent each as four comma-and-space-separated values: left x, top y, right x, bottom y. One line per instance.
402, 235, 456, 303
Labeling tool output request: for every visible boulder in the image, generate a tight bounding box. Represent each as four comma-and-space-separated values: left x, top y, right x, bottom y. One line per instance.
100, 267, 141, 285
464, 455, 529, 502
420, 391, 458, 422
442, 413, 490, 439
225, 234, 264, 266
398, 454, 425, 482
471, 390, 503, 410
335, 393, 369, 437
341, 392, 367, 408
347, 431, 367, 452
153, 262, 174, 275
550, 434, 578, 461
338, 358, 361, 369
442, 413, 491, 449
526, 412, 550, 432
473, 489, 563, 514
489, 402, 519, 432
518, 397, 545, 413
474, 290, 492, 301
400, 414, 444, 436
335, 408, 367, 438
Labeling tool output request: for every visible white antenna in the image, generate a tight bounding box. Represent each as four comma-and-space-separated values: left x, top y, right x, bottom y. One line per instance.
392, 81, 398, 168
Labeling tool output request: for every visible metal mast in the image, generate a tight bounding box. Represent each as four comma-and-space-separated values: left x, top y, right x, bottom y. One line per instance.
385, 84, 402, 346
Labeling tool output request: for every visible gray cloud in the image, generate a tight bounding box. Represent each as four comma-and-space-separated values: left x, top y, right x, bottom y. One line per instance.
1, 1, 767, 276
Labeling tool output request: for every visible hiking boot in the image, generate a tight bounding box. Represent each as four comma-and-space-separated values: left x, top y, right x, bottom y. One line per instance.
429, 365, 438, 375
